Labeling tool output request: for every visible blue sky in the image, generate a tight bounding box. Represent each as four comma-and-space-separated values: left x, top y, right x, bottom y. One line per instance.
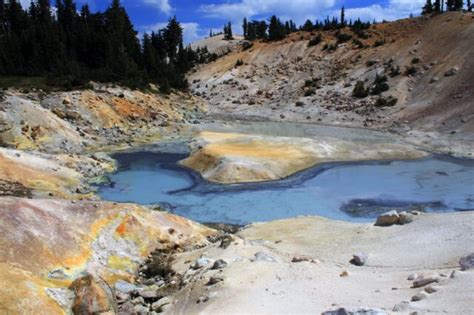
20, 0, 426, 43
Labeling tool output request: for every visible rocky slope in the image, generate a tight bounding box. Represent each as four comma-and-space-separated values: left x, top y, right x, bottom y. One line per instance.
189, 12, 474, 155
0, 83, 205, 153
0, 197, 213, 314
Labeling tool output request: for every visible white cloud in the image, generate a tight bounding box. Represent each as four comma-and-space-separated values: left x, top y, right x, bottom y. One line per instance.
200, 0, 337, 25
141, 22, 204, 44
142, 0, 173, 15
344, 0, 426, 22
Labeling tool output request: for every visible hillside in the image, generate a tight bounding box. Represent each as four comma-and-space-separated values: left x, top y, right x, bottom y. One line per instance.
189, 12, 474, 155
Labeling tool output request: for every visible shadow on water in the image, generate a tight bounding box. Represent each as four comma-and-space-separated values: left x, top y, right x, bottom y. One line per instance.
98, 151, 474, 225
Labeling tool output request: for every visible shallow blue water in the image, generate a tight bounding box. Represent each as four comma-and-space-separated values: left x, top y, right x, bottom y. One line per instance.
97, 152, 474, 225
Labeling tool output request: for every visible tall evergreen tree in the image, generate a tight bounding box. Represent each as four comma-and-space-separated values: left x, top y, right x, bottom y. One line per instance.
163, 16, 182, 62
423, 0, 434, 13
242, 17, 248, 39
434, 0, 442, 11
223, 21, 233, 40
468, 0, 472, 11
340, 6, 346, 27
268, 15, 285, 41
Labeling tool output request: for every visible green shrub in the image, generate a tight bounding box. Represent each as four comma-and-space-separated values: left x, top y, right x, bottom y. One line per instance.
373, 39, 385, 47
335, 31, 352, 44
371, 75, 390, 95
352, 38, 365, 48
235, 59, 244, 67
308, 34, 322, 47
375, 96, 398, 107
352, 81, 370, 98
404, 66, 418, 76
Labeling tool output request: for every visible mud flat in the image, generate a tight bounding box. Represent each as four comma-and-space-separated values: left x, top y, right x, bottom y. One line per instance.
181, 129, 427, 184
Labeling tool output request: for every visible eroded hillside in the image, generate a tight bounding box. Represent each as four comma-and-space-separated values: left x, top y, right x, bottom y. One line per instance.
189, 12, 474, 155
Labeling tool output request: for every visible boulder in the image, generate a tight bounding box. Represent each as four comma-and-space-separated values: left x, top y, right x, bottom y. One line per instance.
69, 274, 118, 315
375, 210, 400, 226
192, 257, 213, 269
459, 253, 474, 271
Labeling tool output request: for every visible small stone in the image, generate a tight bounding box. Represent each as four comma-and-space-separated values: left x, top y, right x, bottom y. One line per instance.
430, 77, 439, 84
411, 291, 429, 302
132, 296, 145, 305
340, 270, 350, 277
444, 67, 459, 77
196, 295, 209, 304
139, 289, 159, 299
207, 276, 224, 285
459, 253, 474, 271
407, 274, 418, 281
192, 257, 213, 269
322, 307, 387, 315
392, 301, 410, 312
151, 297, 172, 312
424, 286, 438, 294
350, 253, 368, 266
252, 252, 277, 263
133, 304, 150, 313
116, 292, 130, 304
115, 280, 140, 293
375, 210, 400, 226
291, 255, 313, 263
211, 259, 228, 270
412, 275, 438, 288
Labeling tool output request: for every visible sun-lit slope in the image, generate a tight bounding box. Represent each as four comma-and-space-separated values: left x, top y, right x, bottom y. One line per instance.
189, 12, 474, 154
0, 84, 206, 153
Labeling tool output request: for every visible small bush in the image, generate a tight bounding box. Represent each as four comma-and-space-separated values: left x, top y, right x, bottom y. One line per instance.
371, 75, 390, 95
242, 42, 253, 51
366, 60, 377, 67
308, 34, 322, 47
411, 57, 421, 64
404, 66, 418, 76
323, 43, 337, 52
389, 65, 401, 77
335, 31, 352, 44
352, 38, 365, 49
353, 29, 369, 39
352, 81, 370, 98
373, 39, 385, 47
235, 59, 244, 67
375, 96, 398, 108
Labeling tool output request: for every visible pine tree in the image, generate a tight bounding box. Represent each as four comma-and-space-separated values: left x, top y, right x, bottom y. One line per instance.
268, 15, 285, 41
423, 0, 434, 13
434, 0, 442, 11
224, 21, 233, 40
340, 6, 346, 27
454, 0, 464, 10
446, 0, 456, 10
242, 17, 248, 39
163, 16, 182, 62
468, 0, 472, 11
302, 19, 314, 32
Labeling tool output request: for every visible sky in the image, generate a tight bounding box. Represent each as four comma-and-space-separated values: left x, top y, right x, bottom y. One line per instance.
19, 0, 427, 43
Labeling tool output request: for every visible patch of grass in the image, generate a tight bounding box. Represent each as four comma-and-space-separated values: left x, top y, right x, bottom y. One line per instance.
0, 76, 49, 90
